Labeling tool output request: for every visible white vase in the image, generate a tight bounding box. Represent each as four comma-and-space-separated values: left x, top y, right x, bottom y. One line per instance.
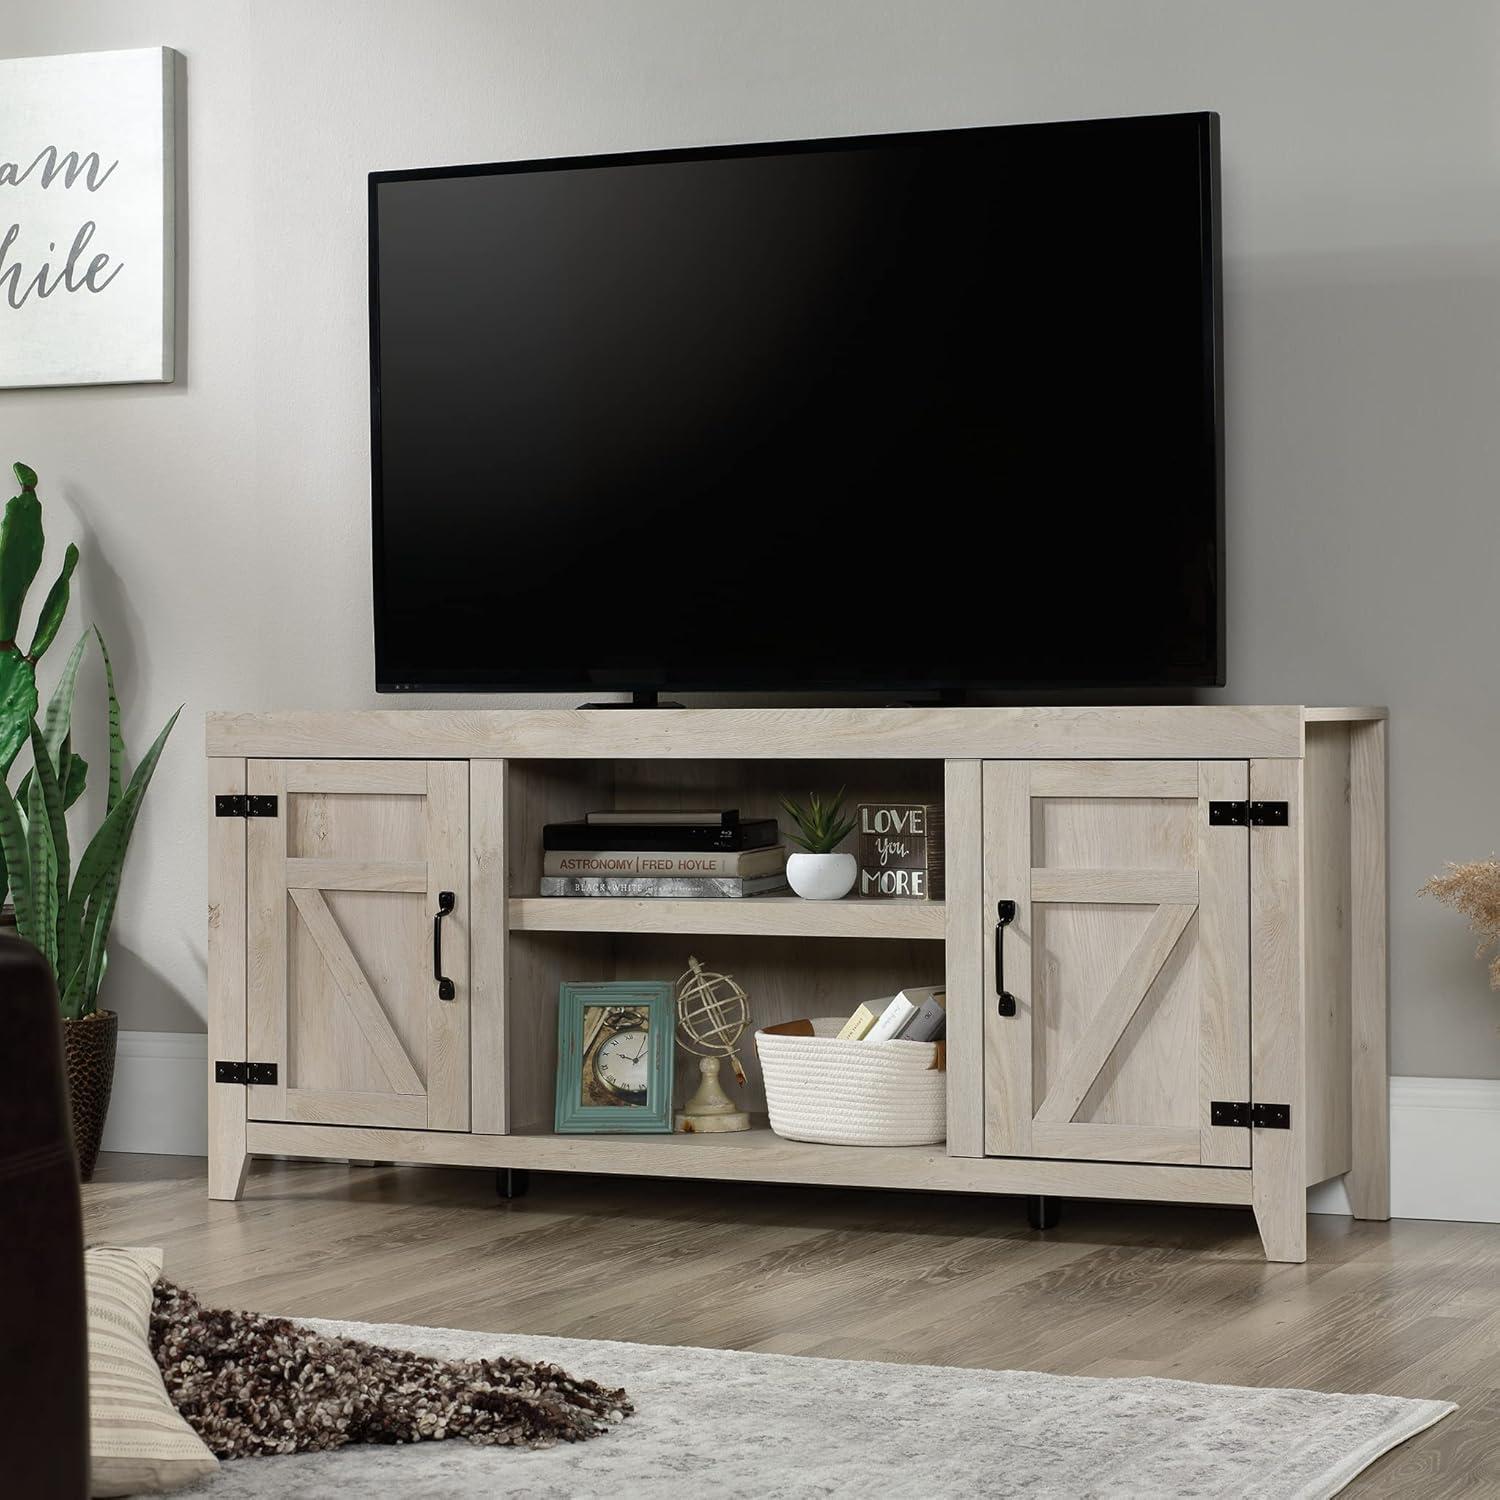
786, 851, 857, 900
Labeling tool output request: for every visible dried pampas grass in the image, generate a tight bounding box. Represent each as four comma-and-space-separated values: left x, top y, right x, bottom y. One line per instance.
1421, 857, 1500, 989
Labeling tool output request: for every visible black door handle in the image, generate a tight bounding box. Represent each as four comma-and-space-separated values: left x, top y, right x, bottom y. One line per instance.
434, 890, 456, 1001
996, 899, 1017, 1017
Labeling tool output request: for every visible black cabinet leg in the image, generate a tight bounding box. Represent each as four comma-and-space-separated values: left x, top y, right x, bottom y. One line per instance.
496, 1168, 531, 1200
1026, 1195, 1060, 1231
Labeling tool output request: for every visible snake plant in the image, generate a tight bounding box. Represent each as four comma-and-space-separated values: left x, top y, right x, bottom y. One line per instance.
0, 462, 179, 1018
0, 462, 79, 777
1, 627, 179, 1018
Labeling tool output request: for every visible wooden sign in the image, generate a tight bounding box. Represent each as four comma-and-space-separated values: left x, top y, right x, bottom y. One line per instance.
856, 802, 944, 900
0, 48, 177, 388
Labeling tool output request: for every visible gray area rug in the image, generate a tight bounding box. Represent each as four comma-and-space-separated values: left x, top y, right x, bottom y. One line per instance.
161, 1317, 1452, 1499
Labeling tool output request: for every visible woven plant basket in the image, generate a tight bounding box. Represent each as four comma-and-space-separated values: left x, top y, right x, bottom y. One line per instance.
63, 1009, 118, 1182
755, 1017, 946, 1147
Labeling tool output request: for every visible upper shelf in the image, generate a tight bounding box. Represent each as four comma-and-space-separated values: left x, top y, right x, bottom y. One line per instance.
204, 704, 1379, 761
508, 896, 946, 940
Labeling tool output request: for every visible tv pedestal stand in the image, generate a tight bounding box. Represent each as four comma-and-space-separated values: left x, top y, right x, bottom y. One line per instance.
204, 704, 1389, 1264
579, 690, 686, 709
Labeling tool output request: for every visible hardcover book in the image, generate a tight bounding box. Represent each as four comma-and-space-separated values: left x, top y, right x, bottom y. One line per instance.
543, 846, 787, 878
898, 983, 947, 1010
539, 874, 790, 899
856, 802, 945, 900
865, 993, 919, 1042
898, 996, 947, 1043
835, 1003, 883, 1041
543, 817, 779, 852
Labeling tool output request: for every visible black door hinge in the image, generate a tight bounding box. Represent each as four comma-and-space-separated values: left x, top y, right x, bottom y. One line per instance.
1208, 800, 1289, 827
1211, 1099, 1291, 1129
215, 795, 279, 818
215, 1060, 278, 1085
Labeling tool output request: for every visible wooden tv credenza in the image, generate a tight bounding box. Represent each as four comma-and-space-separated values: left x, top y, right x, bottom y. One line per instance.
204, 705, 1388, 1263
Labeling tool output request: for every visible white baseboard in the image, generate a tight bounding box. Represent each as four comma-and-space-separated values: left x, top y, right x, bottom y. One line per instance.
1308, 1075, 1500, 1223
101, 1030, 207, 1158
101, 1039, 1500, 1223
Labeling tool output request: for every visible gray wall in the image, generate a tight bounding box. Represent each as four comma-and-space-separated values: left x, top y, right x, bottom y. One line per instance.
4, 1, 1498, 1077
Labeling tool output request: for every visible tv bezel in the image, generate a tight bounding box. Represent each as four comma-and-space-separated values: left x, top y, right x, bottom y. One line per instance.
369, 112, 1225, 696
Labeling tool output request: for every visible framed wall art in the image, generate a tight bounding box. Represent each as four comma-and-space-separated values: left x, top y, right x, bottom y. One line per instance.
0, 46, 177, 388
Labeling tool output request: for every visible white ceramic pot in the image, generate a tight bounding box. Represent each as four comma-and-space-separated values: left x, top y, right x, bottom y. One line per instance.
786, 851, 857, 900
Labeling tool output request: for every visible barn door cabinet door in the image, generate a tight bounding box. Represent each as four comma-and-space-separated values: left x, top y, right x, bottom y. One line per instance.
245, 759, 470, 1131
982, 760, 1250, 1168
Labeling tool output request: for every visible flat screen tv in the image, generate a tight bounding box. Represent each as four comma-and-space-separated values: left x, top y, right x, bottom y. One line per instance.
370, 111, 1223, 697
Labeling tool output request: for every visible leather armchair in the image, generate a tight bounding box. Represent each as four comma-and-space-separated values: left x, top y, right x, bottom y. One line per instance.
0, 934, 88, 1497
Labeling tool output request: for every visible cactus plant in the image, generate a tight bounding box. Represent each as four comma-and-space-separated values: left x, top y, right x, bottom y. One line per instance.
1, 626, 178, 1018
0, 462, 79, 777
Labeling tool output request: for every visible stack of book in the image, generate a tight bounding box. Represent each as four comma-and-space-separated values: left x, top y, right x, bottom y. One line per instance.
540, 810, 789, 898
835, 984, 947, 1042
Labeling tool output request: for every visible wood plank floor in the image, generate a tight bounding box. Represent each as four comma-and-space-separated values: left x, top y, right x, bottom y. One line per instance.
86, 1153, 1500, 1495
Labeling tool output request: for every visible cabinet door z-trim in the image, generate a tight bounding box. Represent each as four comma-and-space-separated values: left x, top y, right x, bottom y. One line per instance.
244, 758, 470, 1131
982, 760, 1251, 1168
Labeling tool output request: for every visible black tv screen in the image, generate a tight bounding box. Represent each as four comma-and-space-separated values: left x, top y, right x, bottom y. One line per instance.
371, 112, 1223, 695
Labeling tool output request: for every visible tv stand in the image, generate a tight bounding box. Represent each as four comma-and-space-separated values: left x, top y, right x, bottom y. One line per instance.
204, 704, 1388, 1263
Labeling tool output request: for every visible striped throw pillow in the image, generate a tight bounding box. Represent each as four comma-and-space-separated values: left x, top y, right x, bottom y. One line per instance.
86, 1246, 218, 1497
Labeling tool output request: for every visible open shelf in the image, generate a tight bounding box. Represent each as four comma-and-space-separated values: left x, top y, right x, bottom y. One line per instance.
508, 895, 945, 940
245, 1118, 1253, 1206
498, 753, 951, 1130
510, 1117, 781, 1140
501, 1118, 954, 1187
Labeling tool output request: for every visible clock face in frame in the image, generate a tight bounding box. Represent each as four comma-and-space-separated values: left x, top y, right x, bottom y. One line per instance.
580, 1004, 651, 1107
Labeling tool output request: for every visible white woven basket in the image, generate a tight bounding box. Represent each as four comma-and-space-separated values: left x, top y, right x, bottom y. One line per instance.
755, 1017, 946, 1147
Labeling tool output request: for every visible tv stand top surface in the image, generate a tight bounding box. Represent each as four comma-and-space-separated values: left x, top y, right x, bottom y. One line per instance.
206, 705, 1384, 762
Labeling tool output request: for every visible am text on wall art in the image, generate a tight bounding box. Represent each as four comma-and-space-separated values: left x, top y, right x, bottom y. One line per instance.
0, 47, 177, 388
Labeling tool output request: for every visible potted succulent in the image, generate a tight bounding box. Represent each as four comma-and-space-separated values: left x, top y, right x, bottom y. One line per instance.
0, 463, 179, 1179
780, 788, 859, 900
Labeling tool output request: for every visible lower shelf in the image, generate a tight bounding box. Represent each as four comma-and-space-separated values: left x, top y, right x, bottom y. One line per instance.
244, 1120, 1252, 1207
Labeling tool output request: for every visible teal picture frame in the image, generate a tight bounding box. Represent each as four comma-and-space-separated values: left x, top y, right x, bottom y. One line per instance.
554, 980, 675, 1133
